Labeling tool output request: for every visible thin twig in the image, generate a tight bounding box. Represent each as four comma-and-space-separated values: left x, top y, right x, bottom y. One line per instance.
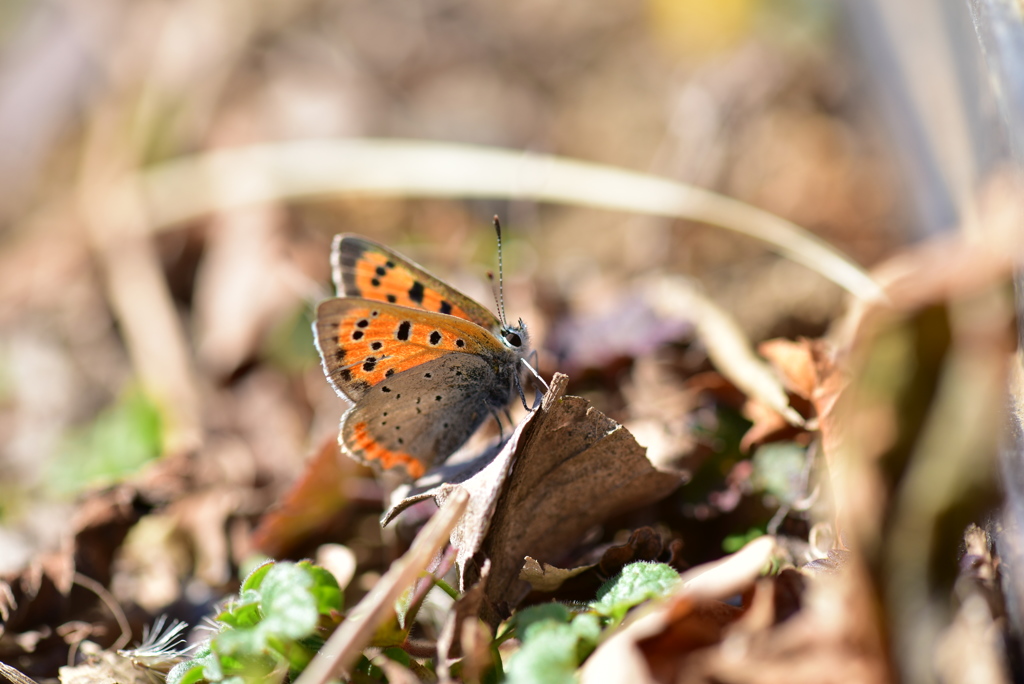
72, 572, 133, 651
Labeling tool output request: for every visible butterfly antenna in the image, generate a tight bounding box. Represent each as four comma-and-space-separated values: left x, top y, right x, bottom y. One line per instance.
493, 216, 510, 327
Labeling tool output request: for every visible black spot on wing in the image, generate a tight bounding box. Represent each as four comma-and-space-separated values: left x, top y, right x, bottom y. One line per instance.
356, 319, 369, 328
396, 321, 411, 341
387, 294, 397, 303
352, 330, 364, 340
371, 341, 383, 351
408, 281, 425, 304
363, 357, 377, 372
375, 265, 387, 276
455, 339, 465, 348
385, 368, 395, 377
439, 300, 452, 315
429, 331, 442, 345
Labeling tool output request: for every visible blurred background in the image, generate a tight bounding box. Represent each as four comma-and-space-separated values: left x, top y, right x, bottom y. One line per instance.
1, 0, 1019, 678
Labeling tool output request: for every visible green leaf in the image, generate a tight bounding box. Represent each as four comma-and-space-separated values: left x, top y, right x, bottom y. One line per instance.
511, 602, 571, 639
591, 562, 679, 623
569, 614, 598, 647
298, 561, 344, 614
175, 561, 338, 684
213, 626, 267, 658
259, 562, 319, 641
504, 603, 593, 684
723, 527, 764, 553
505, 621, 579, 684
381, 646, 412, 667
218, 590, 263, 629
167, 645, 215, 684
241, 560, 275, 593
394, 584, 415, 630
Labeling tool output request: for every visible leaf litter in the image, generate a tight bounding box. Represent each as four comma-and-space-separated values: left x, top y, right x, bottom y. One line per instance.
1, 2, 1021, 682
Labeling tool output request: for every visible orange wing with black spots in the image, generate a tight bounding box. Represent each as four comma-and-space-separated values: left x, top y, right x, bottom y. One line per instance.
332, 234, 501, 332
314, 297, 511, 402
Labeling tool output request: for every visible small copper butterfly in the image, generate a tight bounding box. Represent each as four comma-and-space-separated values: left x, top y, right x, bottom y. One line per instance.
314, 226, 536, 480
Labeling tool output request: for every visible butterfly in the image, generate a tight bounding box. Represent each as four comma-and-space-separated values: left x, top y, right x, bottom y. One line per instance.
314, 230, 537, 480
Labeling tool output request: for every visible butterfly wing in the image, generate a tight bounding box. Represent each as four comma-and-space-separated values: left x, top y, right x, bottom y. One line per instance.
332, 234, 501, 332
339, 353, 516, 478
314, 297, 513, 402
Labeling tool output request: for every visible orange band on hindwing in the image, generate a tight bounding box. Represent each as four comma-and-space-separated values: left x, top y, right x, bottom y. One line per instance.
349, 421, 424, 479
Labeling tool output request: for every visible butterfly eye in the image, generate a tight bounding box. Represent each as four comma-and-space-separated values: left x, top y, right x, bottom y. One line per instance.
504, 331, 523, 347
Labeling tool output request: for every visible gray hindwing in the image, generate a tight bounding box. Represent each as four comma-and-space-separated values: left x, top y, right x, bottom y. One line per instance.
341, 352, 515, 470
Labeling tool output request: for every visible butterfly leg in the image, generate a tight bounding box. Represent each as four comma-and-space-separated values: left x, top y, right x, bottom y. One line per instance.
513, 371, 530, 410
491, 410, 506, 442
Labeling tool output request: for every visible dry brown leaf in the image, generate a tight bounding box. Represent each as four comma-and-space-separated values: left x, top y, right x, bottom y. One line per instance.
471, 376, 680, 620
518, 557, 593, 593
638, 597, 745, 682
739, 398, 794, 453
741, 337, 845, 453
598, 526, 673, 576
518, 527, 681, 600
758, 338, 819, 399
386, 373, 681, 625
58, 647, 154, 684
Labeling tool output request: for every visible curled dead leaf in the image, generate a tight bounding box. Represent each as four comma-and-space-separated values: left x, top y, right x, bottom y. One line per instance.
386, 373, 682, 626
519, 557, 593, 593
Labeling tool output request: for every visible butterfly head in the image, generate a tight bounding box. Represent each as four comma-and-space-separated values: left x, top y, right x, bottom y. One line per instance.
490, 218, 532, 359
500, 317, 530, 358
